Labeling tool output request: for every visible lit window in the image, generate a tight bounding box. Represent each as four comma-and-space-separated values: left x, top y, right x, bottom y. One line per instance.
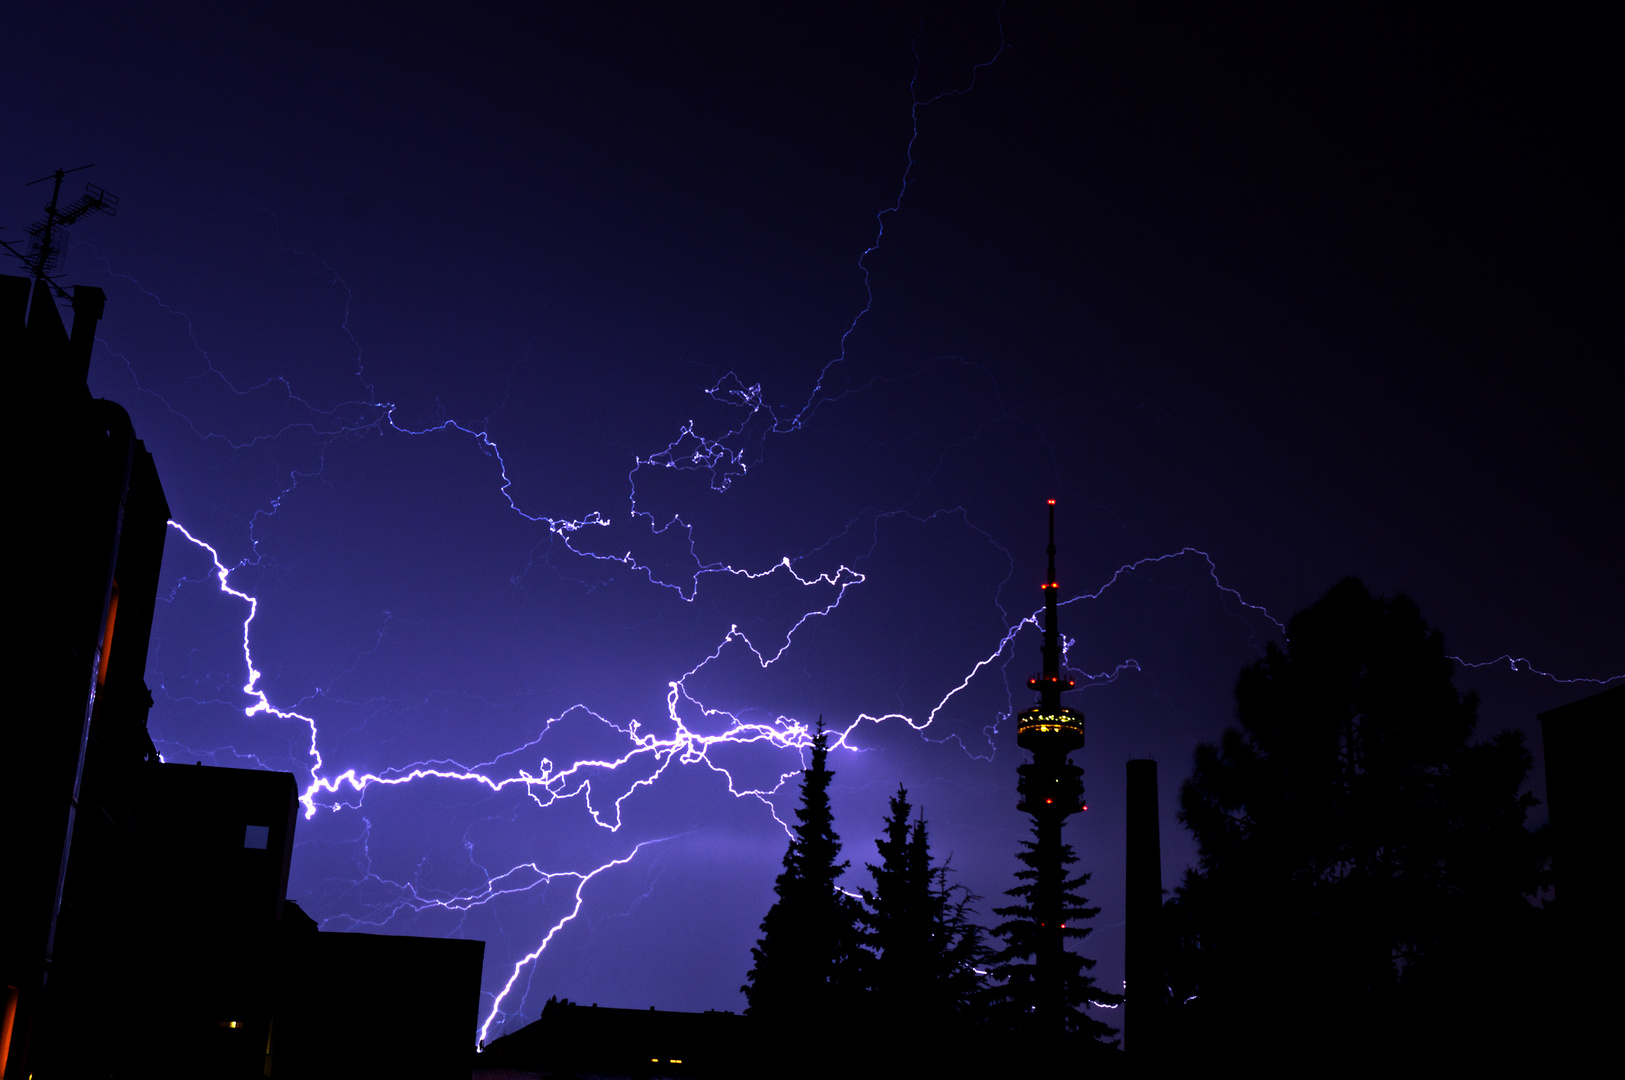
244, 825, 270, 849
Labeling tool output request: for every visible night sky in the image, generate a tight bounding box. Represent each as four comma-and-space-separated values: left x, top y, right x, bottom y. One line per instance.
8, 2, 1619, 1043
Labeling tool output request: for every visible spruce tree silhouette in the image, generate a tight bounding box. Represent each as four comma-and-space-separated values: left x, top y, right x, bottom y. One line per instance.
988, 818, 1120, 1047
1168, 577, 1546, 1063
742, 719, 864, 1023
861, 785, 932, 1017
860, 786, 988, 1034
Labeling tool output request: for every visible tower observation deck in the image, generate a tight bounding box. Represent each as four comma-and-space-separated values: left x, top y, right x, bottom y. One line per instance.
1016, 500, 1085, 818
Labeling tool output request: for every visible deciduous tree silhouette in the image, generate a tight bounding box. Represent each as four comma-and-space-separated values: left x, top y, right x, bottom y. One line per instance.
928, 859, 992, 1021
1168, 577, 1546, 1061
987, 819, 1120, 1047
742, 719, 864, 1022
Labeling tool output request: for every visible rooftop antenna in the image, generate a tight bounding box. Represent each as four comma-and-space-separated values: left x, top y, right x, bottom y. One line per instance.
2, 165, 118, 298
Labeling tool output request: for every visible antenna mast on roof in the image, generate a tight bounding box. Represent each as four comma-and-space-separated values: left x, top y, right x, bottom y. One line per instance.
2, 165, 118, 298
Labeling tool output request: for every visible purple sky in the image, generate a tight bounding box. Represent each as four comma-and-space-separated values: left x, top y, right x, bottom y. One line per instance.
9, 2, 1619, 1043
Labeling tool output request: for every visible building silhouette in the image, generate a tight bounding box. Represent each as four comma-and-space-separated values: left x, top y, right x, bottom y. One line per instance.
1012, 500, 1090, 1036
479, 996, 750, 1078
3, 264, 173, 1078
1539, 684, 1623, 1060
2, 252, 483, 1077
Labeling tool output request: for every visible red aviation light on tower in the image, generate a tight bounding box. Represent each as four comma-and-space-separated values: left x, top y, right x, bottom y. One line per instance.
1016, 499, 1085, 756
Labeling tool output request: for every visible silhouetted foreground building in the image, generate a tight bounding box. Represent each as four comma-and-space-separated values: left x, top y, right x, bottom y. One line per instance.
2, 271, 484, 1078
137, 765, 486, 1079
4, 269, 172, 1079
1540, 683, 1622, 1058
480, 996, 749, 1078
278, 900, 486, 1078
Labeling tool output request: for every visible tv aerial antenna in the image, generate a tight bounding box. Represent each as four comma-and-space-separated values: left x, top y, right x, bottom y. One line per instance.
1, 164, 118, 298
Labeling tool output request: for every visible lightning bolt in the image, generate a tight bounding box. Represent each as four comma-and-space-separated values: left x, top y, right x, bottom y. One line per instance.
78, 11, 1620, 1046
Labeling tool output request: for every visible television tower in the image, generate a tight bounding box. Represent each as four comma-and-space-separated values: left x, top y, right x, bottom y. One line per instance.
1014, 499, 1087, 1035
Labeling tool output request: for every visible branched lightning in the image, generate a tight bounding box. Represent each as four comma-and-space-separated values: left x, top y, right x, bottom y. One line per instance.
628, 12, 1009, 496
1449, 654, 1622, 686
470, 838, 677, 1044
89, 7, 1619, 1046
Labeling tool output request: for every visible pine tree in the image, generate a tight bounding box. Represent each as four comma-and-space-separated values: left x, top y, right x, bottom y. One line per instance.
987, 819, 1119, 1046
857, 786, 990, 1071
861, 785, 932, 1015
860, 786, 988, 1024
742, 719, 864, 1021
